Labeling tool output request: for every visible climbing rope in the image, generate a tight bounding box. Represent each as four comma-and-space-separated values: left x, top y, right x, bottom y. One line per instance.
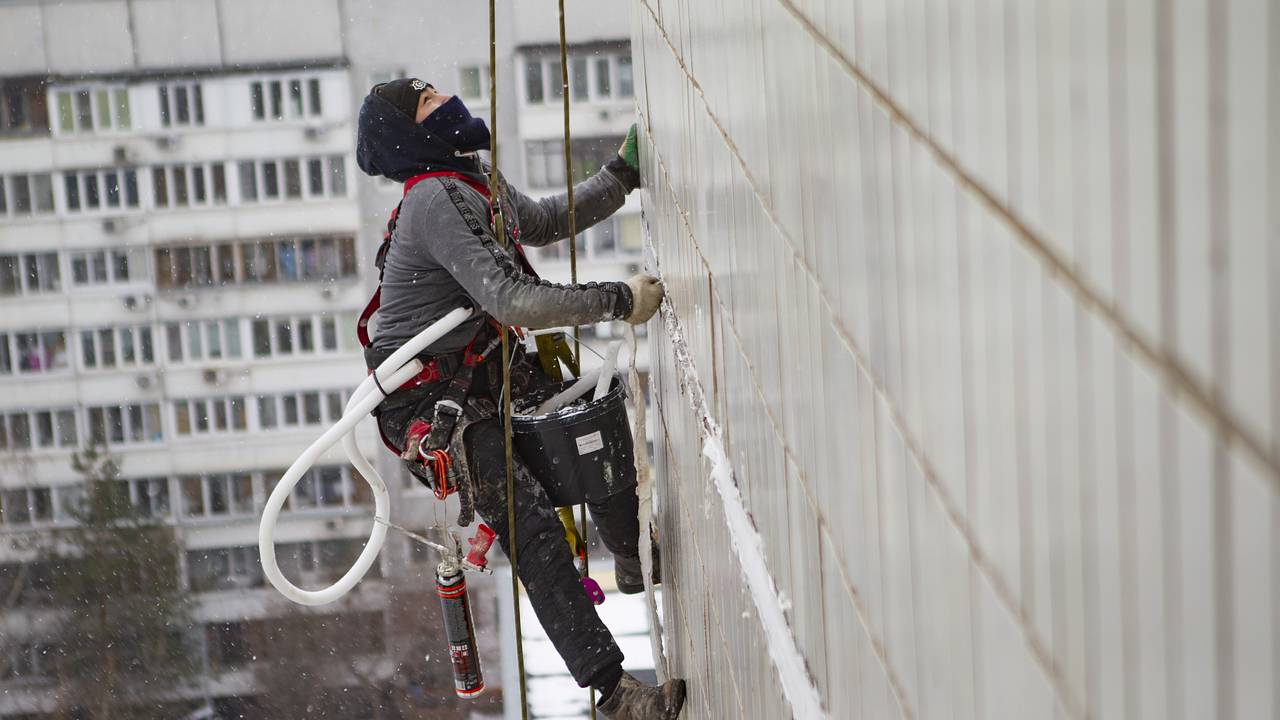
487, 1, 529, 717
552, 2, 599, 717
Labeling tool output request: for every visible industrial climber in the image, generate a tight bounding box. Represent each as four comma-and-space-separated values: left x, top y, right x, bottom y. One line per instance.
355, 78, 686, 720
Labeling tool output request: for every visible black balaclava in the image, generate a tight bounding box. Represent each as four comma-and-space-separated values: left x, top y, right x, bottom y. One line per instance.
357, 82, 482, 182
419, 95, 491, 153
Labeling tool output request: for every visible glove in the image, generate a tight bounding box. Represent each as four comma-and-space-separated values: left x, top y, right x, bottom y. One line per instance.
623, 273, 663, 325
618, 123, 640, 171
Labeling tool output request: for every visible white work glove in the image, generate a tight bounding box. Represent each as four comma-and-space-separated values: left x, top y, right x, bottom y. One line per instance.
623, 273, 663, 325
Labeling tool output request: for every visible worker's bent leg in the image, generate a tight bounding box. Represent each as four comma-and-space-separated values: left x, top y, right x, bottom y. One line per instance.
464, 418, 624, 688
586, 487, 641, 559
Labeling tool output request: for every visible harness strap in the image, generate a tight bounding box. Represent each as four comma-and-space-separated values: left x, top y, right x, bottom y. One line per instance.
357, 170, 536, 349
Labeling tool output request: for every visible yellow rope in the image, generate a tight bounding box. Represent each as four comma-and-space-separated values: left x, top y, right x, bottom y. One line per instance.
553, 4, 598, 716
488, 1, 529, 717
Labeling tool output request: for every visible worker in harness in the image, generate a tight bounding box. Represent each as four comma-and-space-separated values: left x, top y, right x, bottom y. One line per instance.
356, 78, 686, 720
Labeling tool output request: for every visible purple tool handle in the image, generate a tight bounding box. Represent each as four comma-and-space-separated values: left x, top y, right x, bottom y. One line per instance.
581, 576, 605, 605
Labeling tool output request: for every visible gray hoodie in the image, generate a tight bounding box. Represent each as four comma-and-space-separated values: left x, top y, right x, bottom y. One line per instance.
371, 165, 635, 355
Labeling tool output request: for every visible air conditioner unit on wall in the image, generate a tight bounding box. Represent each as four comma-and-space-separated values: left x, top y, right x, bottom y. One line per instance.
112, 145, 136, 164
122, 294, 152, 312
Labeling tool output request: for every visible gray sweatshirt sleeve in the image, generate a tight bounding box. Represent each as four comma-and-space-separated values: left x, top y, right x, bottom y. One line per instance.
409, 180, 634, 329
510, 165, 634, 248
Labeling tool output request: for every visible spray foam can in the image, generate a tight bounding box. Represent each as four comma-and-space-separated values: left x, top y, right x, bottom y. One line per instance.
437, 562, 485, 698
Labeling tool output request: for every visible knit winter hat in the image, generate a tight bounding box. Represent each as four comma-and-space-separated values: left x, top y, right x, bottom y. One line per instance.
373, 78, 430, 119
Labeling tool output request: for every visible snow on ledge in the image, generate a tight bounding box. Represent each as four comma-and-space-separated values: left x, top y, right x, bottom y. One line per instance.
657, 296, 828, 720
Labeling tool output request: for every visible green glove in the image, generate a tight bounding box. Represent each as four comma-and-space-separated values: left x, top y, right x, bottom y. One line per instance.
618, 123, 640, 170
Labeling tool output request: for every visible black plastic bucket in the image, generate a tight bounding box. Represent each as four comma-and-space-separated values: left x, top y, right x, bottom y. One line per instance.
511, 375, 636, 506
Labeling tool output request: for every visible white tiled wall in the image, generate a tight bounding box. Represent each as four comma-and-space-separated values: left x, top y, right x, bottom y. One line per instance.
633, 0, 1278, 717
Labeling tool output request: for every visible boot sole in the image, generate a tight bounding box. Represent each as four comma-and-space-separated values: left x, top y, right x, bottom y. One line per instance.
615, 581, 660, 595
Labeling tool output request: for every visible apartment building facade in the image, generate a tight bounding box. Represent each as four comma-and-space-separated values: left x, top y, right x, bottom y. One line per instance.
0, 1, 641, 717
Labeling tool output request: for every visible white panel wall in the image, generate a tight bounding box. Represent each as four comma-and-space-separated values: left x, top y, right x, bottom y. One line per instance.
635, 0, 1278, 717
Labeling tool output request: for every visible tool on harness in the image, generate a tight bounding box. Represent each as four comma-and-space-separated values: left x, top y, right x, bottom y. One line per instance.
438, 559, 484, 698
535, 331, 582, 382
557, 506, 606, 606
371, 517, 494, 698
358, 168, 527, 521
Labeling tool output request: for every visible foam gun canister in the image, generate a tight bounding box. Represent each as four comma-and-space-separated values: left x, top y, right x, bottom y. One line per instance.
437, 563, 485, 699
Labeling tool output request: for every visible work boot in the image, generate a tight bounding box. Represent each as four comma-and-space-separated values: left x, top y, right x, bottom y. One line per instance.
598, 672, 686, 719
615, 543, 661, 595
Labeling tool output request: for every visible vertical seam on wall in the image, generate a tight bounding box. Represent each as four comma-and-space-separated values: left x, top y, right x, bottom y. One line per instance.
1206, 0, 1234, 715
774, 0, 1280, 489
636, 105, 914, 718
635, 1, 1085, 715
1152, 2, 1186, 719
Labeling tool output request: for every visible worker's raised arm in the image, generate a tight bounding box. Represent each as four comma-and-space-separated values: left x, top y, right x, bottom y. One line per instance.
407, 179, 635, 328
509, 154, 639, 248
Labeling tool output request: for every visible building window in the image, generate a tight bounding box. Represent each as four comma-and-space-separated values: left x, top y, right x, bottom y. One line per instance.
63, 168, 141, 213
188, 545, 263, 592
53, 85, 130, 134
0, 409, 78, 450
0, 173, 56, 218
524, 135, 621, 188
595, 58, 612, 97
70, 248, 143, 286
457, 65, 490, 104
0, 487, 54, 527
150, 163, 226, 210
570, 57, 589, 101
0, 330, 69, 375
121, 477, 170, 519
251, 314, 339, 359
80, 325, 155, 369
0, 642, 54, 680
0, 252, 61, 295
536, 216, 637, 263
525, 139, 565, 189
158, 81, 204, 127
172, 397, 248, 437
328, 155, 347, 195
256, 390, 347, 431
164, 318, 242, 363
154, 242, 238, 288
64, 167, 141, 211
236, 156, 347, 203
246, 237, 356, 282
524, 59, 544, 104
181, 473, 255, 518
1, 78, 49, 134
524, 52, 632, 105
248, 76, 323, 122
618, 55, 634, 97
287, 466, 358, 510
86, 403, 163, 445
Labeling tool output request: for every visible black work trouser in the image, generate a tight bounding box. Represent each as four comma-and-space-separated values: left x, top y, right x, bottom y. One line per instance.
463, 418, 640, 686
374, 360, 641, 687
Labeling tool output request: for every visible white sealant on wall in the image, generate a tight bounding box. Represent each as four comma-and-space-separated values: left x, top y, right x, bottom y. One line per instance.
657, 297, 828, 720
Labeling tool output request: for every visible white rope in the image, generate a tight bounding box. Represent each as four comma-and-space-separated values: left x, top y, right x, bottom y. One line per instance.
628, 323, 669, 680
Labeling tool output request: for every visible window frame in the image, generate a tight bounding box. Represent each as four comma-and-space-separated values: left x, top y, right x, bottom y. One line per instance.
51, 83, 131, 135
157, 80, 205, 128
247, 74, 324, 123
85, 402, 163, 447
